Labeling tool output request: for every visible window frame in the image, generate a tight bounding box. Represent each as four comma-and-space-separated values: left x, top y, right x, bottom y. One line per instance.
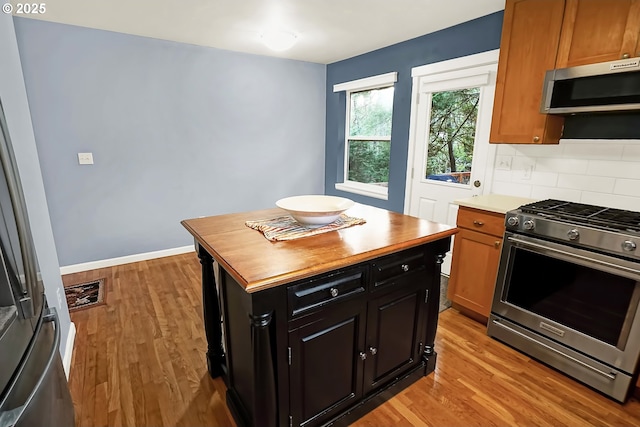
333, 72, 397, 200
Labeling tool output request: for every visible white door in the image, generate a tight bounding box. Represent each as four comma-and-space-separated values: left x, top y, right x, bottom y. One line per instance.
404, 50, 499, 275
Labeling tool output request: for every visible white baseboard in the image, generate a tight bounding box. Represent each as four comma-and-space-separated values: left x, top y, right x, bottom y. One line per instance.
63, 322, 76, 380
59, 245, 196, 275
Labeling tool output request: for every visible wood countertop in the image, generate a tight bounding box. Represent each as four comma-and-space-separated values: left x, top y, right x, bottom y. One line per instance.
181, 203, 457, 293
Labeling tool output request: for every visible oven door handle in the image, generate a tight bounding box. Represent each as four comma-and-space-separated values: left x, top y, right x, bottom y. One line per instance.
491, 319, 617, 381
507, 236, 640, 276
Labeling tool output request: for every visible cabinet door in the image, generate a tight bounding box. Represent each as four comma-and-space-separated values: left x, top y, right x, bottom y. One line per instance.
363, 287, 423, 394
556, 0, 640, 68
447, 228, 503, 318
288, 302, 366, 427
489, 0, 565, 144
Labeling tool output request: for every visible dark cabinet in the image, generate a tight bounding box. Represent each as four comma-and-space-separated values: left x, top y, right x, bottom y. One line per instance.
363, 287, 424, 394
288, 301, 367, 427
197, 238, 450, 427
287, 249, 431, 426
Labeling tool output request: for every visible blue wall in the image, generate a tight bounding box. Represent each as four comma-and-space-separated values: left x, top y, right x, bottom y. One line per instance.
325, 12, 503, 212
13, 18, 327, 266
0, 15, 72, 356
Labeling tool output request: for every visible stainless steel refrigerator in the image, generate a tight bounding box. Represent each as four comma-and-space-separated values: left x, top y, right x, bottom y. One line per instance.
0, 99, 74, 426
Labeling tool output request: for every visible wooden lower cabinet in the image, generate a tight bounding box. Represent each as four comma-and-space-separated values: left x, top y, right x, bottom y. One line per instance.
448, 207, 505, 321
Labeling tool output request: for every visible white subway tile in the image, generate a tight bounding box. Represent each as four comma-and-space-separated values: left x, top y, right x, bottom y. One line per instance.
513, 145, 563, 158
512, 156, 536, 171
580, 192, 640, 211
535, 158, 588, 174
530, 186, 581, 202
560, 139, 597, 144
496, 145, 517, 156
557, 174, 615, 193
492, 169, 513, 182
491, 181, 532, 198
622, 143, 640, 161
528, 171, 558, 187
562, 142, 624, 160
614, 179, 640, 198
586, 160, 640, 179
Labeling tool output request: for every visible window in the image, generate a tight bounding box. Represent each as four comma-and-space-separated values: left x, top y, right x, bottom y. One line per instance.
425, 87, 480, 185
333, 72, 397, 200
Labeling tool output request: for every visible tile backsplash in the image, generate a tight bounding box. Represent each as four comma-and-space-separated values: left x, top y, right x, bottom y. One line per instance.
490, 139, 640, 211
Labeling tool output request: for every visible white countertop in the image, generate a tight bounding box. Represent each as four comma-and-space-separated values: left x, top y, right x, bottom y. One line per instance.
454, 194, 538, 215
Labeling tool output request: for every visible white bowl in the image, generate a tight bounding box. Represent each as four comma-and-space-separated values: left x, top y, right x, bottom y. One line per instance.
276, 195, 355, 225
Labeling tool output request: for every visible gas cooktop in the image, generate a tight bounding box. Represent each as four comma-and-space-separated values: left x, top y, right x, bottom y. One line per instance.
518, 199, 640, 234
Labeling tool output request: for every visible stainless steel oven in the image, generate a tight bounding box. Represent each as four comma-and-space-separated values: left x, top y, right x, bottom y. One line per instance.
487, 200, 640, 402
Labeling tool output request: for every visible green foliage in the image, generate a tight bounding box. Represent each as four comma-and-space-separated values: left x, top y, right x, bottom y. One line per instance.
426, 88, 479, 182
347, 87, 394, 184
348, 140, 390, 184
349, 88, 393, 137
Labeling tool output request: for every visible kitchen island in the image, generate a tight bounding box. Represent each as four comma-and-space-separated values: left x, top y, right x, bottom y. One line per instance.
181, 203, 456, 427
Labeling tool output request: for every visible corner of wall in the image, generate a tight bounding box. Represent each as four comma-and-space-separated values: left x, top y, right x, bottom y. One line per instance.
63, 322, 76, 380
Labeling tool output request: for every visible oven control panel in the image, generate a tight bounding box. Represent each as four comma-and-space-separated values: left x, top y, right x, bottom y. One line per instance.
505, 211, 640, 261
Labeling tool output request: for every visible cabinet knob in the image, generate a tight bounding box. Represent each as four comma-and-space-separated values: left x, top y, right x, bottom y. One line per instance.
369, 346, 378, 355
329, 287, 339, 298
622, 53, 630, 59
401, 264, 409, 272
473, 220, 484, 227
359, 351, 367, 360
494, 241, 501, 248
533, 136, 540, 142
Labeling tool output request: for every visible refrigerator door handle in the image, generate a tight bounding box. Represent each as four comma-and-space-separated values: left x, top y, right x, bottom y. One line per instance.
0, 100, 36, 319
0, 308, 60, 427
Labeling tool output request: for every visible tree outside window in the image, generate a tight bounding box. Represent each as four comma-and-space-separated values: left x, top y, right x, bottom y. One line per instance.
346, 86, 394, 186
425, 88, 479, 185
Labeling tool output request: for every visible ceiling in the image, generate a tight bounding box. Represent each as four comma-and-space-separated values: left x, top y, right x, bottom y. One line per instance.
11, 0, 505, 64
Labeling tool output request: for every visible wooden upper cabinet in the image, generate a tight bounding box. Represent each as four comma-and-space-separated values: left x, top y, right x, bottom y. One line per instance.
556, 0, 640, 68
489, 0, 566, 144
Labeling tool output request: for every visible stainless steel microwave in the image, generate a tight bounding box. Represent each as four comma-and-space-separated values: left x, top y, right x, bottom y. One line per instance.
540, 57, 640, 114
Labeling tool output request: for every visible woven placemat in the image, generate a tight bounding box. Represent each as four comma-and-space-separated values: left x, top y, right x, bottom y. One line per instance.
246, 214, 366, 241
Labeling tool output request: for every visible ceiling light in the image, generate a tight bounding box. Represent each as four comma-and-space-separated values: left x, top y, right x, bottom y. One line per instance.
259, 30, 298, 52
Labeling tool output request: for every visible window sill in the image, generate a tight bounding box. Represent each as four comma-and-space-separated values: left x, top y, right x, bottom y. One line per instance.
335, 182, 388, 201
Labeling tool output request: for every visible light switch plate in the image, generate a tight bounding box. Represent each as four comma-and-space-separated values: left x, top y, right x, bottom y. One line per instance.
78, 152, 94, 165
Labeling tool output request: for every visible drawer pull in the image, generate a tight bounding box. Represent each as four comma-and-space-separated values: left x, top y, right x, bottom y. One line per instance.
369, 346, 378, 355
494, 241, 500, 248
359, 351, 367, 361
329, 287, 339, 298
401, 264, 409, 272
473, 220, 484, 227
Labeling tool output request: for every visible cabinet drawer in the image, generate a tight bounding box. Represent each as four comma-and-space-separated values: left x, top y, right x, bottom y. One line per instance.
371, 248, 427, 291
288, 266, 366, 318
456, 207, 505, 237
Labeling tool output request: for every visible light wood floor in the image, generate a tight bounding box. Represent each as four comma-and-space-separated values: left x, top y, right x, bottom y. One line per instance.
64, 253, 640, 426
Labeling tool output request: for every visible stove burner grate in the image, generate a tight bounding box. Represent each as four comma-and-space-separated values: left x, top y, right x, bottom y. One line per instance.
519, 199, 640, 233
